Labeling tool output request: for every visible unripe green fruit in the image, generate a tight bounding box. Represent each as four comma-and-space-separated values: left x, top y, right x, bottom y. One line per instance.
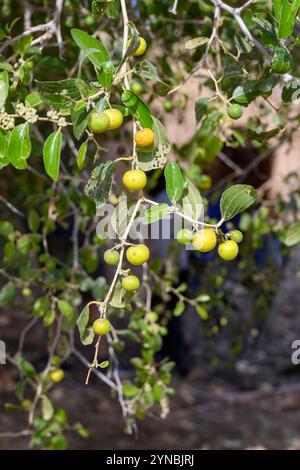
198, 174, 212, 190
85, 15, 95, 26
93, 318, 111, 335
131, 82, 143, 94
88, 112, 110, 133
50, 368, 64, 383
104, 249, 120, 265
176, 229, 193, 245
163, 100, 173, 112
22, 399, 31, 411
227, 104, 243, 120
218, 240, 239, 261
22, 287, 32, 297
228, 230, 243, 243
121, 275, 140, 291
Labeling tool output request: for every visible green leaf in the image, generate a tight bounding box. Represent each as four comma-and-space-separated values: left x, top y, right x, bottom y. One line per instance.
220, 184, 257, 221
98, 61, 115, 90
271, 46, 293, 73
0, 281, 16, 308
41, 395, 54, 421
58, 299, 74, 320
184, 37, 208, 49
15, 354, 36, 379
106, 0, 120, 19
109, 280, 127, 308
7, 123, 31, 170
195, 97, 209, 123
71, 103, 91, 140
36, 79, 82, 112
28, 210, 40, 232
142, 204, 169, 224
99, 360, 110, 368
0, 221, 13, 236
77, 142, 87, 170
43, 130, 62, 181
164, 162, 184, 203
0, 71, 9, 106
76, 304, 94, 346
274, 0, 300, 39
121, 90, 153, 128
71, 29, 110, 69
84, 161, 115, 210
196, 305, 209, 320
134, 60, 171, 95
137, 117, 170, 171
180, 180, 203, 221
123, 382, 139, 397
173, 301, 185, 317
92, 0, 112, 20
0, 130, 9, 169
25, 91, 43, 107
232, 81, 259, 104
282, 78, 300, 102
247, 127, 281, 142
283, 221, 300, 246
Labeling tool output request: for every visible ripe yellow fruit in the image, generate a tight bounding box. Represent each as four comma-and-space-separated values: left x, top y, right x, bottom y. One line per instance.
50, 368, 64, 383
135, 128, 155, 148
93, 318, 111, 335
126, 244, 150, 266
123, 169, 147, 191
103, 108, 124, 129
193, 228, 217, 252
218, 240, 239, 261
127, 37, 147, 56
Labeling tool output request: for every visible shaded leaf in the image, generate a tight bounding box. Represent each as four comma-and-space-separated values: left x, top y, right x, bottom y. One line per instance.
121, 90, 153, 128
84, 161, 115, 210
7, 123, 31, 170
76, 304, 94, 345
164, 162, 184, 203
220, 184, 257, 221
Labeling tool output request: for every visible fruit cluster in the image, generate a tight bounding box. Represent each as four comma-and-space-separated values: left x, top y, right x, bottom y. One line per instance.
177, 227, 243, 261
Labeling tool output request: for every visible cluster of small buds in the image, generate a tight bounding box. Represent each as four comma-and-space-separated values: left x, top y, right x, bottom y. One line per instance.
16, 103, 38, 123
0, 106, 15, 130
47, 109, 59, 120
46, 110, 68, 127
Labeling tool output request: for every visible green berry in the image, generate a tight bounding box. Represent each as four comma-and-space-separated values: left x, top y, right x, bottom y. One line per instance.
104, 249, 120, 265
227, 103, 243, 120
176, 229, 194, 245
228, 230, 243, 243
88, 112, 110, 133
163, 100, 173, 112
22, 287, 32, 297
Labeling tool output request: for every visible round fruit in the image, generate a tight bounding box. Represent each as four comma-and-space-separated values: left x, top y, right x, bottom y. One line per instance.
131, 82, 143, 94
135, 128, 155, 148
50, 368, 64, 383
103, 108, 124, 129
176, 228, 194, 245
22, 287, 32, 297
130, 37, 147, 56
104, 249, 120, 265
228, 230, 243, 243
122, 275, 140, 292
93, 318, 111, 335
198, 175, 212, 190
123, 169, 147, 191
126, 244, 150, 266
88, 111, 110, 133
218, 240, 239, 261
193, 228, 217, 252
85, 15, 95, 26
163, 100, 173, 112
227, 103, 243, 120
